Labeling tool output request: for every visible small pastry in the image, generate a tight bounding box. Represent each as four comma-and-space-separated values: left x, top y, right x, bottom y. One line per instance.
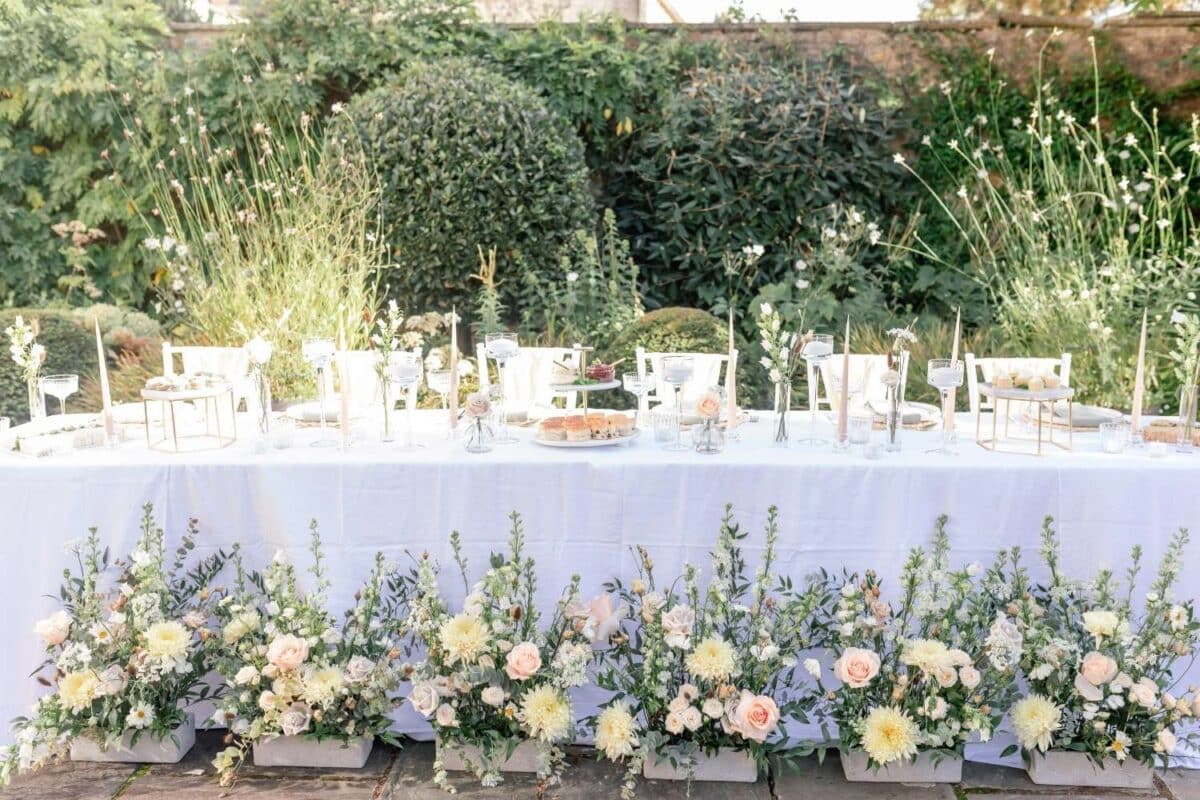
564, 416, 590, 442
550, 361, 578, 384
539, 417, 566, 442
607, 413, 634, 437
1044, 374, 1061, 389
585, 412, 609, 439
994, 375, 1013, 390
1027, 376, 1045, 392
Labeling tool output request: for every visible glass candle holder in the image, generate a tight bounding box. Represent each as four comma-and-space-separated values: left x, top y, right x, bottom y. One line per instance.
1099, 421, 1128, 455
652, 407, 679, 444
848, 413, 872, 446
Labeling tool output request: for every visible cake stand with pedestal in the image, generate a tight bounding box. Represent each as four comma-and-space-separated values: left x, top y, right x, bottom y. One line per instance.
975, 383, 1075, 456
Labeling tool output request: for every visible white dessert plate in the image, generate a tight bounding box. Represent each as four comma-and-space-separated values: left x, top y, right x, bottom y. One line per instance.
534, 430, 640, 448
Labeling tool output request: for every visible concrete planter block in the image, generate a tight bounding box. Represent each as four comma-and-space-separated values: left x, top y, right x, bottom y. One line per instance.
437, 739, 541, 773
70, 712, 195, 764
642, 747, 758, 782
839, 749, 963, 783
1026, 750, 1154, 790
252, 734, 374, 769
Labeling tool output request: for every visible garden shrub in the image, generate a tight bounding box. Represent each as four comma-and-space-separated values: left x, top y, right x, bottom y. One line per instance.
0, 308, 96, 422
624, 56, 913, 311
336, 58, 595, 316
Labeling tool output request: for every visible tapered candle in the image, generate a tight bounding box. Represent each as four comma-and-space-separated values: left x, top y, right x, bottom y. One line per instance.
837, 317, 850, 444
728, 308, 734, 354
448, 306, 459, 431
94, 317, 117, 444
946, 308, 961, 434
1131, 309, 1148, 434
338, 317, 351, 448
726, 348, 738, 432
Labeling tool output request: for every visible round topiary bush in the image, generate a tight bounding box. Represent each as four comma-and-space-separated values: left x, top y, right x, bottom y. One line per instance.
335, 58, 595, 317
624, 57, 912, 310
1, 308, 98, 423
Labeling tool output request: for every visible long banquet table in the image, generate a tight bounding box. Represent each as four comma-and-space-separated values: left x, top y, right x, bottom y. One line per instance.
3, 409, 1199, 766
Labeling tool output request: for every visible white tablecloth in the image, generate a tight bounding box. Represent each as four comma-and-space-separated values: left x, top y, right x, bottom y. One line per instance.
2, 410, 1198, 766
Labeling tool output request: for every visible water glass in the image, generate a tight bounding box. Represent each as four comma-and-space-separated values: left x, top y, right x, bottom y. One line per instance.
1099, 421, 1128, 455
623, 371, 651, 429
652, 407, 679, 444
848, 413, 872, 446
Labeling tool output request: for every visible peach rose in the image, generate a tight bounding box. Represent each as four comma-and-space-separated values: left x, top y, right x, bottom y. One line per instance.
465, 392, 491, 419
727, 691, 780, 743
833, 647, 880, 688
266, 634, 309, 672
505, 642, 542, 681
1079, 651, 1118, 687
695, 392, 721, 421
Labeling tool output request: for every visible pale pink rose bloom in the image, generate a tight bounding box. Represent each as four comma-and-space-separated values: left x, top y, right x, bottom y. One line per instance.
934, 665, 958, 688
481, 686, 506, 707
695, 392, 721, 420
505, 642, 542, 681
34, 611, 71, 647
435, 703, 459, 728
1079, 652, 1118, 686
681, 707, 703, 731
408, 681, 440, 717
664, 711, 685, 735
280, 702, 311, 736
959, 666, 981, 689
833, 647, 880, 688
728, 691, 780, 743
1129, 677, 1158, 707
266, 634, 309, 672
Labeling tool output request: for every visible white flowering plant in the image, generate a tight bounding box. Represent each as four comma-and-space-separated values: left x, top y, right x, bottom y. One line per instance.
1001, 518, 1199, 768
208, 523, 407, 786
405, 512, 586, 792
2, 505, 227, 784
808, 515, 1014, 769
590, 506, 830, 798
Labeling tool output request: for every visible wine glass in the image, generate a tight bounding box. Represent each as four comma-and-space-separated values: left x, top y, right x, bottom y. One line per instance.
623, 371, 653, 430
485, 332, 520, 444
661, 355, 693, 452
302, 336, 336, 447
798, 334, 834, 446
39, 374, 79, 416
426, 369, 453, 438
387, 352, 423, 450
927, 358, 964, 455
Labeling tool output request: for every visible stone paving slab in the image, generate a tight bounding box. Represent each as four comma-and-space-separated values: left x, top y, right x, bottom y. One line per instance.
0, 760, 134, 800
1161, 769, 1200, 800
772, 752, 957, 800
960, 762, 1160, 797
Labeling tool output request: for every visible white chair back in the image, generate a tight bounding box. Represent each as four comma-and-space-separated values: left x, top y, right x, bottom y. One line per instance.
635, 348, 730, 416
162, 342, 250, 409
965, 352, 1072, 414
815, 354, 889, 412
476, 344, 579, 418
337, 348, 422, 412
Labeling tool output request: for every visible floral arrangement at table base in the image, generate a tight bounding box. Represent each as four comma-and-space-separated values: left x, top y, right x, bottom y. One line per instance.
1, 505, 227, 783
590, 505, 831, 798
405, 513, 588, 792
1001, 519, 1199, 789
808, 515, 1013, 784
207, 524, 406, 785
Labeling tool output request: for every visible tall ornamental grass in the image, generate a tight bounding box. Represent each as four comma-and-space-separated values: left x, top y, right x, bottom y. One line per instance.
897, 35, 1200, 409
118, 98, 382, 399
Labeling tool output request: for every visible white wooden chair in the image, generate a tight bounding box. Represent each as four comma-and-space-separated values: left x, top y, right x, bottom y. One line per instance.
965, 352, 1072, 414
162, 342, 250, 410
814, 354, 890, 413
476, 344, 579, 420
635, 348, 731, 418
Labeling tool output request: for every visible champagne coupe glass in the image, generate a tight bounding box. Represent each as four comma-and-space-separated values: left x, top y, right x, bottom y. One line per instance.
387, 352, 423, 450
623, 370, 653, 430
927, 358, 964, 455
661, 355, 693, 452
39, 374, 79, 416
302, 336, 336, 447
798, 334, 834, 446
485, 332, 520, 444
426, 369, 453, 438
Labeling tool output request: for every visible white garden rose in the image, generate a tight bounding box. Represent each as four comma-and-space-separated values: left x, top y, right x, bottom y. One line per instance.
34, 611, 72, 647
702, 697, 724, 719
280, 702, 311, 736
1082, 610, 1119, 641
409, 681, 440, 718
345, 656, 374, 683
664, 711, 685, 735
95, 665, 128, 697
959, 666, 981, 689
435, 703, 459, 728
481, 686, 506, 707
234, 666, 260, 686
266, 634, 309, 672
1129, 677, 1158, 707
222, 610, 261, 645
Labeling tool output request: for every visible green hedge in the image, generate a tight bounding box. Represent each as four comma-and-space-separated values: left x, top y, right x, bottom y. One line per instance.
1, 309, 97, 423
336, 58, 595, 316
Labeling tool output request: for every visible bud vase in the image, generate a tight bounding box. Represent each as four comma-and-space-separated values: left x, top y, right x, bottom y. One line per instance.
885, 384, 902, 451
250, 371, 272, 435
693, 419, 724, 454
1178, 384, 1198, 453
772, 382, 791, 445
464, 418, 495, 453
27, 378, 45, 422
379, 381, 395, 443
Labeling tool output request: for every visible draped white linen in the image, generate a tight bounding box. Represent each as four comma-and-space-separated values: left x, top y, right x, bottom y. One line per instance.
1, 410, 1197, 767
